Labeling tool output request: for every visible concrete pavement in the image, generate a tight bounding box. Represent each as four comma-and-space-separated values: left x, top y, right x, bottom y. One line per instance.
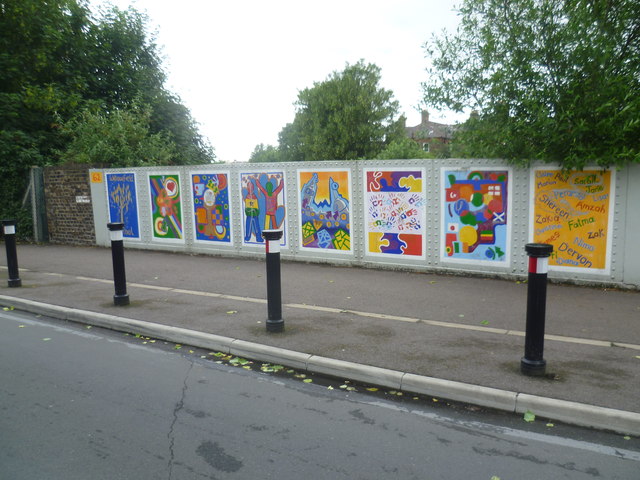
1, 243, 639, 435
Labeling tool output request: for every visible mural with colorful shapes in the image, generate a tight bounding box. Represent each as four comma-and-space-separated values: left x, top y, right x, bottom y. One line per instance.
149, 173, 183, 241
442, 168, 510, 263
106, 172, 140, 239
191, 172, 231, 243
240, 171, 286, 246
364, 168, 426, 257
531, 168, 613, 272
298, 169, 351, 252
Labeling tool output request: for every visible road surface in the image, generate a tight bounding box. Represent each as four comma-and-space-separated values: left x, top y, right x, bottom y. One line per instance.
1, 309, 637, 479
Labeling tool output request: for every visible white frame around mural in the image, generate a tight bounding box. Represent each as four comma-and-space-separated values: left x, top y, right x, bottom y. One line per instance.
362, 166, 427, 260
528, 166, 615, 275
238, 169, 288, 249
104, 171, 141, 241
147, 171, 185, 244
439, 166, 513, 267
190, 170, 234, 246
297, 167, 353, 254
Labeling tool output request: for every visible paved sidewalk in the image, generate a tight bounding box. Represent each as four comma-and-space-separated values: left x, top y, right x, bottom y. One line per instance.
1, 244, 639, 434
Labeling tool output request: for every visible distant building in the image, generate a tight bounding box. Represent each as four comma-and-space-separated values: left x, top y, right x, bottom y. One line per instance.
404, 110, 455, 155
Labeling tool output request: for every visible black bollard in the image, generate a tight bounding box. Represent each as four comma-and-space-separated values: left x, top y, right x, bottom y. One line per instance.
107, 222, 129, 306
2, 219, 22, 287
262, 229, 284, 333
521, 243, 554, 376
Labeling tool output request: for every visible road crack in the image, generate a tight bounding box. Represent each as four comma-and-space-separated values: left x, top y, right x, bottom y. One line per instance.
168, 361, 193, 480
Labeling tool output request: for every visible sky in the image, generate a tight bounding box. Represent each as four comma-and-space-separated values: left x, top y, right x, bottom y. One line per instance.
91, 0, 464, 162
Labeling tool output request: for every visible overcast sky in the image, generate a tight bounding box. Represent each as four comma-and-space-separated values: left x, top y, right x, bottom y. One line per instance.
91, 0, 464, 162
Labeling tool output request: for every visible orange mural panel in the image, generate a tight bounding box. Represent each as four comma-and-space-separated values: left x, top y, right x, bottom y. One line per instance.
532, 169, 613, 271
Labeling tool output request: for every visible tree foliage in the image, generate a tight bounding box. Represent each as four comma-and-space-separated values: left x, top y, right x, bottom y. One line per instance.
0, 0, 214, 235
277, 60, 405, 161
248, 143, 281, 163
422, 0, 640, 169
375, 137, 433, 160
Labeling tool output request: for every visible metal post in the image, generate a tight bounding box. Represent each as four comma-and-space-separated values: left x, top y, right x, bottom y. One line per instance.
107, 222, 129, 306
2, 219, 22, 287
262, 229, 284, 333
521, 243, 554, 376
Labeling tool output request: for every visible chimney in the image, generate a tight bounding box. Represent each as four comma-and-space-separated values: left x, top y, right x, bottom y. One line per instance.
421, 110, 429, 125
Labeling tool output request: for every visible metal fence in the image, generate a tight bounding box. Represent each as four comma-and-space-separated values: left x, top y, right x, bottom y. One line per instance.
89, 159, 640, 289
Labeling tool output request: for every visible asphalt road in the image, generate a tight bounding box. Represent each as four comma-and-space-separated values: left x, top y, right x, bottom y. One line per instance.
1, 310, 638, 480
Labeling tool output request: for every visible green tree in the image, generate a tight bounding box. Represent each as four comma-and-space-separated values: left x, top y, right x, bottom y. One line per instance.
0, 0, 215, 236
280, 60, 405, 161
59, 103, 177, 167
249, 143, 281, 163
375, 137, 433, 160
422, 0, 640, 169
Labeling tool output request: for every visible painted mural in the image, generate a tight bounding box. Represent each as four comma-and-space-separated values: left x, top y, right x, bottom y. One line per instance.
299, 169, 351, 252
149, 173, 183, 241
240, 171, 286, 246
191, 172, 231, 243
364, 168, 426, 257
442, 168, 510, 263
531, 168, 613, 272
106, 172, 139, 239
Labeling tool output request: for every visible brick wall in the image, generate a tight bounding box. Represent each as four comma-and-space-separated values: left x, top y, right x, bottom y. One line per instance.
44, 165, 96, 245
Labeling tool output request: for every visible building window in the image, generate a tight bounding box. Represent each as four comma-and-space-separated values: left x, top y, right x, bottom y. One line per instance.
422, 142, 430, 153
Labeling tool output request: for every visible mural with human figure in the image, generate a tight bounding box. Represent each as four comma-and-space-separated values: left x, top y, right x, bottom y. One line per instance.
364, 168, 426, 257
106, 172, 140, 239
442, 168, 510, 263
240, 171, 286, 246
298, 169, 351, 252
191, 172, 231, 243
149, 173, 183, 241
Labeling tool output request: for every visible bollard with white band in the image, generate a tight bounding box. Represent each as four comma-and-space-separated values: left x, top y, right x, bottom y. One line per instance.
107, 222, 129, 306
262, 229, 284, 333
2, 219, 22, 287
521, 243, 554, 376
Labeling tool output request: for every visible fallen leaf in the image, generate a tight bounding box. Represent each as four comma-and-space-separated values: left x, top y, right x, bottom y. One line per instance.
85, 325, 92, 329
226, 310, 238, 314
294, 373, 306, 379
366, 388, 379, 392
480, 320, 489, 325
188, 350, 195, 354
339, 384, 348, 389
18, 325, 25, 328
546, 423, 554, 428
327, 386, 334, 390
624, 436, 631, 440
42, 338, 51, 342
523, 410, 536, 422
174, 345, 182, 350
458, 314, 465, 318
328, 280, 334, 283
303, 378, 313, 383
346, 386, 356, 392
3, 306, 15, 311
432, 398, 439, 402
491, 476, 501, 480
635, 356, 640, 360
429, 281, 436, 284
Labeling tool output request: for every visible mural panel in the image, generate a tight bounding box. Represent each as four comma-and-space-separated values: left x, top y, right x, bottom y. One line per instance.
442, 168, 510, 263
149, 173, 183, 241
364, 168, 426, 257
240, 171, 286, 246
106, 172, 139, 239
298, 169, 351, 252
191, 172, 231, 244
531, 168, 613, 272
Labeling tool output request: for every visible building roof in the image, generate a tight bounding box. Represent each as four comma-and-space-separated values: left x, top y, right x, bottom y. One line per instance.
405, 110, 456, 140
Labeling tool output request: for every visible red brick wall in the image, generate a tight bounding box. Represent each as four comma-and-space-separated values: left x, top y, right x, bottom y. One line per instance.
44, 165, 96, 245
